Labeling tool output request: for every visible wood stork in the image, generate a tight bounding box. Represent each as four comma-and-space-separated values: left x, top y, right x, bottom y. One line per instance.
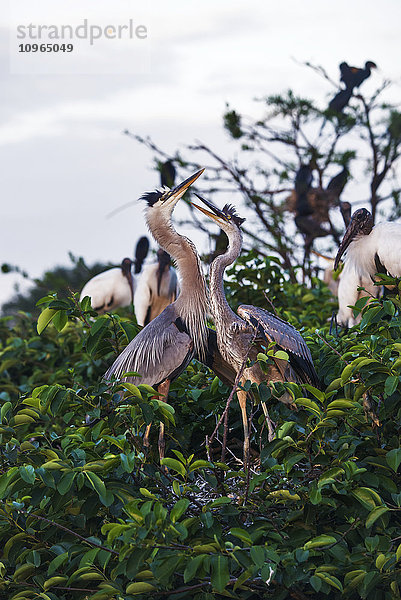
104, 170, 236, 459
79, 237, 149, 313
134, 249, 179, 326
191, 194, 319, 466
334, 208, 401, 327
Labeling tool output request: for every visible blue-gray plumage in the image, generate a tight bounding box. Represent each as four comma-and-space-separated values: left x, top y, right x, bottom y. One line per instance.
192, 194, 319, 466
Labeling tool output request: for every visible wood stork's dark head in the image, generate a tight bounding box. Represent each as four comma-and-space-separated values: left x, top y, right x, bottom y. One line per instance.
334, 208, 373, 269
140, 169, 204, 219
191, 194, 245, 234
121, 258, 133, 272
121, 258, 134, 291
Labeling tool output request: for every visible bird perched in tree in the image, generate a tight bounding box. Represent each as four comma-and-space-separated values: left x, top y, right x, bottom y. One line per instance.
328, 87, 353, 114
133, 236, 150, 274
295, 164, 313, 210
80, 237, 149, 313
192, 193, 319, 466
326, 166, 350, 200
328, 61, 377, 114
339, 201, 352, 227
134, 249, 179, 326
340, 61, 377, 90
334, 208, 401, 327
294, 163, 338, 270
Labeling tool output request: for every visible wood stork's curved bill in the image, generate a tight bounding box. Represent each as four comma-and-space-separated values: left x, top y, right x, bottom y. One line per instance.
334, 208, 374, 270
163, 168, 205, 204
191, 193, 245, 227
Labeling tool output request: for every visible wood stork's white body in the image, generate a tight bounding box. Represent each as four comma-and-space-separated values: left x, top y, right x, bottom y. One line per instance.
337, 222, 401, 327
134, 262, 178, 326
337, 260, 378, 327
80, 266, 134, 313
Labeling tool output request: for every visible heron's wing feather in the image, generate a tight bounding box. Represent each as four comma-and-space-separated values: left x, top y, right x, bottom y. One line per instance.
237, 305, 320, 387
104, 306, 193, 387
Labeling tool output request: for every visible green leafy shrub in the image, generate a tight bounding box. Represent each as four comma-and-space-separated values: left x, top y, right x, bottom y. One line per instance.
1, 263, 401, 599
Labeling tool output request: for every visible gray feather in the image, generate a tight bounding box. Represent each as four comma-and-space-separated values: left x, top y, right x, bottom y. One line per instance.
104, 305, 192, 387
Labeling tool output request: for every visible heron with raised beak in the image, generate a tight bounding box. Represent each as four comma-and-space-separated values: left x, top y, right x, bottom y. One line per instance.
191, 194, 319, 467
104, 170, 236, 459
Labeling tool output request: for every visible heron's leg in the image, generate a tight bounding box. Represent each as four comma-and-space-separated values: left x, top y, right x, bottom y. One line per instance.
237, 389, 250, 471
261, 402, 276, 442
157, 379, 171, 462
143, 424, 152, 449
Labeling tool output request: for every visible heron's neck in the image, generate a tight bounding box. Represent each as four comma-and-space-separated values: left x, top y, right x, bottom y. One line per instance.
209, 228, 242, 327
146, 209, 208, 357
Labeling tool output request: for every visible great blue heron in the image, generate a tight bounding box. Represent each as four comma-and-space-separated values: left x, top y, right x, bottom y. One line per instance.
334, 208, 401, 327
80, 236, 149, 313
104, 170, 235, 458
134, 249, 179, 326
191, 194, 319, 466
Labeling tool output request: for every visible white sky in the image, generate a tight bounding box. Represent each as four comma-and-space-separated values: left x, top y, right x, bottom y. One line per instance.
1, 0, 401, 307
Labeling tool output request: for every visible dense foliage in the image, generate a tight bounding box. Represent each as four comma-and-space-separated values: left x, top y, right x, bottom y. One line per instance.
1, 255, 401, 600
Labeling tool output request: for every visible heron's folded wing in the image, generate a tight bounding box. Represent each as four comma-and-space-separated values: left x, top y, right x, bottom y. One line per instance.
237, 305, 320, 387
104, 311, 193, 387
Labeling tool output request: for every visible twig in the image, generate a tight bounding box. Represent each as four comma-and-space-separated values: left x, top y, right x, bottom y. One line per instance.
12, 508, 119, 556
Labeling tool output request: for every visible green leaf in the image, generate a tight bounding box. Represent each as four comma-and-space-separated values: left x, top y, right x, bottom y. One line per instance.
310, 575, 322, 592
250, 546, 265, 569
126, 582, 156, 594
385, 375, 399, 396
85, 471, 108, 503
18, 465, 35, 484
160, 458, 186, 477
295, 397, 321, 416
315, 572, 343, 592
386, 448, 401, 472
304, 535, 336, 550
229, 527, 252, 545
47, 552, 68, 576
170, 498, 190, 523
365, 505, 389, 528
352, 487, 382, 510
0, 401, 12, 423
211, 555, 229, 593
57, 471, 75, 495
52, 310, 68, 332
43, 576, 68, 590
189, 460, 213, 472
37, 308, 59, 334
183, 554, 205, 583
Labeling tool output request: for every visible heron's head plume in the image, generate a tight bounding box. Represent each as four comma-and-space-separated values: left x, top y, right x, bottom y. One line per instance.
140, 169, 205, 215
334, 208, 373, 270
191, 194, 245, 232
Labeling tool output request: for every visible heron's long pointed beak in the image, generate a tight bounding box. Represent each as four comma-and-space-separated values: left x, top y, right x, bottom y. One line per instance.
191, 193, 229, 226
334, 220, 358, 270
165, 168, 204, 203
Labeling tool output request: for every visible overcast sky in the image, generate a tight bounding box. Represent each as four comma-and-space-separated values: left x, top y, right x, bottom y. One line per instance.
1, 0, 401, 308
